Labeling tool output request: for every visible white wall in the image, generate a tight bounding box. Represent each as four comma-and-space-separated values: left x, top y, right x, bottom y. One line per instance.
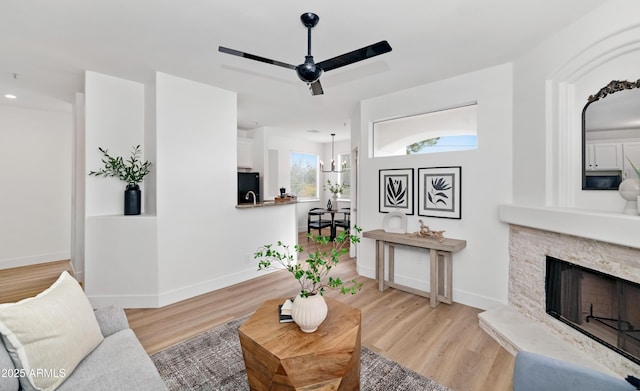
572, 51, 640, 211
0, 105, 73, 269
72, 93, 86, 280
155, 72, 237, 294
512, 0, 640, 210
84, 71, 297, 308
84, 72, 159, 306
85, 71, 147, 216
154, 73, 297, 305
86, 215, 159, 307
357, 63, 514, 309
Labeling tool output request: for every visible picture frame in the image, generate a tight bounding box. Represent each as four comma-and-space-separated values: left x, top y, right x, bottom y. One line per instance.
417, 166, 461, 219
379, 168, 414, 215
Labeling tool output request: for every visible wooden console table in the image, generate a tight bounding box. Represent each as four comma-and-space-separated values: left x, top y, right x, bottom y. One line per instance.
363, 229, 466, 308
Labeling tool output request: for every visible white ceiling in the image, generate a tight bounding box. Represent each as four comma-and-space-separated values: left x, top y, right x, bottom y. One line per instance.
0, 0, 608, 142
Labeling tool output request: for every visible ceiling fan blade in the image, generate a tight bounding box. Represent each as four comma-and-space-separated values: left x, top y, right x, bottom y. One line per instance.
218, 46, 296, 70
309, 80, 324, 96
316, 41, 392, 72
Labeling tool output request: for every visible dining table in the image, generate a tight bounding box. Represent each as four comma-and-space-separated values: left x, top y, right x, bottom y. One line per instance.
317, 208, 349, 241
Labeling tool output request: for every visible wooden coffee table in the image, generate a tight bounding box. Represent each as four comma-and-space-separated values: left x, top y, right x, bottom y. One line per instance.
238, 297, 361, 390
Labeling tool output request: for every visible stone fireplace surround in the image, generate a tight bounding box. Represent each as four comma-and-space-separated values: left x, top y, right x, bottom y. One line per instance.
481, 205, 640, 378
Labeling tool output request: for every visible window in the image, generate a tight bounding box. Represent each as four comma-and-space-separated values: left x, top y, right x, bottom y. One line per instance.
290, 152, 318, 200
372, 103, 478, 157
337, 153, 351, 200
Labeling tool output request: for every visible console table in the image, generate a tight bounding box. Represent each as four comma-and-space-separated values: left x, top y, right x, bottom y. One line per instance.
363, 229, 467, 308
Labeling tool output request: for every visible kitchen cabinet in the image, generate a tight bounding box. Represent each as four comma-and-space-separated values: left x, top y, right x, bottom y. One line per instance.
623, 142, 640, 176
585, 142, 622, 171
238, 138, 253, 168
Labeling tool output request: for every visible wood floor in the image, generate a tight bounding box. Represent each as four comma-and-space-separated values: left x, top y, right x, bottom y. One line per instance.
126, 229, 514, 391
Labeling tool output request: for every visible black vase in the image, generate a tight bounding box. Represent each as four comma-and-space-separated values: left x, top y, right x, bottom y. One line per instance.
124, 184, 141, 215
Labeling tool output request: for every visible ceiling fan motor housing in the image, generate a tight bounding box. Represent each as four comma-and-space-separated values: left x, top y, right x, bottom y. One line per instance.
300, 12, 320, 28
297, 56, 322, 83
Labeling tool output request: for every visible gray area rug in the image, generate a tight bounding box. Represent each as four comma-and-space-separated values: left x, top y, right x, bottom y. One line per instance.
151, 316, 450, 391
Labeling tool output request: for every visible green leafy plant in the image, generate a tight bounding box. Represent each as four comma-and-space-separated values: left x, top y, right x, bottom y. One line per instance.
254, 226, 363, 297
406, 137, 440, 154
627, 157, 640, 178
324, 179, 348, 195
89, 145, 151, 187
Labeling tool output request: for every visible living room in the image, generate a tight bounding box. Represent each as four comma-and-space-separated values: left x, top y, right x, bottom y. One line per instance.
2, 1, 640, 390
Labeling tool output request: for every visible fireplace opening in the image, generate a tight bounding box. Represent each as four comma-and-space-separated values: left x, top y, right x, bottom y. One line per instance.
545, 256, 640, 365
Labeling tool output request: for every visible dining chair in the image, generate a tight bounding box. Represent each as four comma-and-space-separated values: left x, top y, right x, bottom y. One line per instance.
307, 208, 331, 239
333, 208, 351, 238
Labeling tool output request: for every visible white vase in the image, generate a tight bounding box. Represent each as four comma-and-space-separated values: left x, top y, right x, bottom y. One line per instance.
291, 293, 328, 333
618, 177, 640, 215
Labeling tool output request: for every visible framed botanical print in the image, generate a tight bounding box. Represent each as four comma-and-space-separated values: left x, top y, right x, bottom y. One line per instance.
379, 168, 414, 215
418, 166, 461, 219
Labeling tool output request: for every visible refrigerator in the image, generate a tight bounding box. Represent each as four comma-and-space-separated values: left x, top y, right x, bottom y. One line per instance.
237, 172, 261, 204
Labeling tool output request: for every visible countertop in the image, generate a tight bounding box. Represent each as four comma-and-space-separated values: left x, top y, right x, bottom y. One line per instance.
236, 198, 297, 209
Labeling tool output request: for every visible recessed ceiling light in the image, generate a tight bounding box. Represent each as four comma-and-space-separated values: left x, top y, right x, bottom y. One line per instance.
4, 94, 17, 99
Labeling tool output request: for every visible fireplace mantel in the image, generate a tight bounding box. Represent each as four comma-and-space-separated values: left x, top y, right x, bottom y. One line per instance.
499, 205, 640, 249
492, 209, 640, 376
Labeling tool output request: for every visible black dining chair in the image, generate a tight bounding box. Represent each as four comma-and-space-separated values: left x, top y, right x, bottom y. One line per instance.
333, 208, 351, 238
307, 208, 331, 239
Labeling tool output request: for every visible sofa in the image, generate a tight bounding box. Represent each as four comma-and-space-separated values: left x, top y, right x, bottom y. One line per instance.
513, 351, 637, 391
0, 271, 167, 391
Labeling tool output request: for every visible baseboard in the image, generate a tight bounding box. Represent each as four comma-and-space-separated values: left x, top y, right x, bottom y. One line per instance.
157, 267, 267, 307
357, 263, 432, 291
453, 288, 505, 310
87, 294, 161, 309
357, 262, 505, 310
86, 267, 268, 309
357, 264, 376, 280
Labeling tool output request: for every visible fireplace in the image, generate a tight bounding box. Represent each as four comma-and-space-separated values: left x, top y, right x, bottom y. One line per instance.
546, 256, 640, 365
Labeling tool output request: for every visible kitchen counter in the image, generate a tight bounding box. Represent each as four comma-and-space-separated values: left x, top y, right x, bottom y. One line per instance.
236, 198, 297, 209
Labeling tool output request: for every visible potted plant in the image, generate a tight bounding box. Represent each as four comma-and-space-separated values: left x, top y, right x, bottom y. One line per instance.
324, 179, 348, 210
254, 226, 362, 332
89, 145, 152, 215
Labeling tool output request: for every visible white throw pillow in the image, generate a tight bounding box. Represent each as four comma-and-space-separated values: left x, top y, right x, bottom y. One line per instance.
0, 271, 104, 391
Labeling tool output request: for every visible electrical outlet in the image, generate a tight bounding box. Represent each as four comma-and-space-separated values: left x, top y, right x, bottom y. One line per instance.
245, 254, 252, 264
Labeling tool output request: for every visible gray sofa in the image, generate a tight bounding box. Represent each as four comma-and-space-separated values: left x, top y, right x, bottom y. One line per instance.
513, 351, 636, 391
0, 306, 167, 391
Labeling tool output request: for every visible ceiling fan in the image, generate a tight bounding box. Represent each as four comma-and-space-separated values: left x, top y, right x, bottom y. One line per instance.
219, 12, 392, 96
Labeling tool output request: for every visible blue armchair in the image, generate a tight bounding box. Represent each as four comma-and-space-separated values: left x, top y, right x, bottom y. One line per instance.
512, 351, 636, 391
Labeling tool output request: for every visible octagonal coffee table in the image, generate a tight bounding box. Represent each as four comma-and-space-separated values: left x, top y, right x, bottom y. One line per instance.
238, 297, 361, 390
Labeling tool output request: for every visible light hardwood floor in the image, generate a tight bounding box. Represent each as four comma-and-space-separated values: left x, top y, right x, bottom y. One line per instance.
126, 229, 514, 390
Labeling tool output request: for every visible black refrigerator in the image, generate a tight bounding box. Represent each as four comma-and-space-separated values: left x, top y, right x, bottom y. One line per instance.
237, 172, 261, 204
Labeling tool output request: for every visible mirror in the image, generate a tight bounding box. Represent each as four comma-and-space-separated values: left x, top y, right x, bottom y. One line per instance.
582, 80, 640, 190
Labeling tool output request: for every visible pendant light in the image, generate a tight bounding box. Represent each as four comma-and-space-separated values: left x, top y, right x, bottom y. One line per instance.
320, 133, 346, 173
